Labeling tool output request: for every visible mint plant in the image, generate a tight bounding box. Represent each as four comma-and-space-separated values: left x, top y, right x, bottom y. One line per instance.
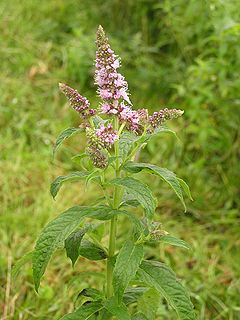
32, 26, 196, 319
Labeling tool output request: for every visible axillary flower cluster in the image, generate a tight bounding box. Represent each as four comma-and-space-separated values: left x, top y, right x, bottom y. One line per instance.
59, 26, 183, 168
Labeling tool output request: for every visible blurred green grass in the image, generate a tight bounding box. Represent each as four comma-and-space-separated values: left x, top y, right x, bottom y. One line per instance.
0, 0, 239, 319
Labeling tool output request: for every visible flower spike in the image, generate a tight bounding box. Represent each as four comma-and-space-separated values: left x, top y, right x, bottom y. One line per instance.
149, 108, 184, 129
95, 26, 131, 107
59, 83, 96, 119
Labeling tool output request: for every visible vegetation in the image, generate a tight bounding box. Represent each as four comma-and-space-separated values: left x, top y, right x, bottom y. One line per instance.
1, 1, 239, 319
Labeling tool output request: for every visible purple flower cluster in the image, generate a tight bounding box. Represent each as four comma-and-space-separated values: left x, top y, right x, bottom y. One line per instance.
87, 145, 108, 169
96, 124, 118, 148
95, 26, 140, 133
137, 109, 149, 125
59, 83, 96, 119
59, 26, 184, 169
95, 26, 131, 105
149, 108, 184, 129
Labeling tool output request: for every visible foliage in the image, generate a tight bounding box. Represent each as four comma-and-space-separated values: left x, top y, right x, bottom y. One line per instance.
1, 1, 239, 319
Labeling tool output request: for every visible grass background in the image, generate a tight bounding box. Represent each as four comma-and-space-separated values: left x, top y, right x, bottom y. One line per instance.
0, 0, 240, 319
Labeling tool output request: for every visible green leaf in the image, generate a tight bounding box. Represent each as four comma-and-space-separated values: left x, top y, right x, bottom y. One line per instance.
71, 153, 88, 164
113, 241, 144, 301
79, 240, 107, 260
104, 297, 130, 320
50, 171, 89, 199
152, 126, 179, 138
123, 287, 148, 305
131, 312, 148, 320
92, 115, 106, 127
12, 251, 33, 278
85, 169, 101, 186
137, 288, 160, 320
120, 211, 144, 234
121, 199, 140, 208
91, 223, 105, 241
33, 206, 123, 291
124, 162, 187, 211
137, 260, 196, 320
78, 288, 104, 301
177, 178, 193, 201
119, 131, 137, 159
160, 235, 192, 250
111, 177, 156, 219
53, 127, 83, 157
65, 229, 86, 266
121, 192, 140, 208
60, 301, 103, 320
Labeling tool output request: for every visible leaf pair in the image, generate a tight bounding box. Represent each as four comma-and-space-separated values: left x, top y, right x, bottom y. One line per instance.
65, 226, 107, 266
33, 206, 124, 291
112, 241, 196, 320
32, 206, 144, 291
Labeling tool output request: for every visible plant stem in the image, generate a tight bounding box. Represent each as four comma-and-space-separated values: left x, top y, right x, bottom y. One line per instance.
106, 117, 121, 298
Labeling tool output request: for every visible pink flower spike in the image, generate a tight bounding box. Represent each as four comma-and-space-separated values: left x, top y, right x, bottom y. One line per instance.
95, 26, 131, 107
59, 83, 94, 119
149, 108, 184, 129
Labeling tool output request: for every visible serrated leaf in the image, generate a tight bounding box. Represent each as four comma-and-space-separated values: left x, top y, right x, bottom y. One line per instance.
12, 251, 33, 278
65, 229, 86, 266
111, 177, 156, 219
137, 288, 160, 320
60, 301, 103, 320
123, 287, 148, 305
79, 240, 107, 260
50, 171, 89, 199
104, 297, 130, 320
113, 241, 144, 301
137, 260, 196, 320
131, 312, 148, 320
119, 131, 137, 159
177, 178, 193, 201
124, 162, 187, 211
53, 127, 83, 157
160, 235, 191, 250
33, 206, 123, 291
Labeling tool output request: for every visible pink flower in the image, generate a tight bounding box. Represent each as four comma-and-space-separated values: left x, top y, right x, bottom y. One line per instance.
101, 103, 111, 113
59, 83, 95, 119
99, 89, 113, 100
112, 59, 120, 69
119, 103, 140, 132
96, 123, 119, 148
95, 26, 131, 107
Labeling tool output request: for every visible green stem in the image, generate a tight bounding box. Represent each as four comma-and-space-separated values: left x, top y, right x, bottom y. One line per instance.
106, 117, 121, 298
